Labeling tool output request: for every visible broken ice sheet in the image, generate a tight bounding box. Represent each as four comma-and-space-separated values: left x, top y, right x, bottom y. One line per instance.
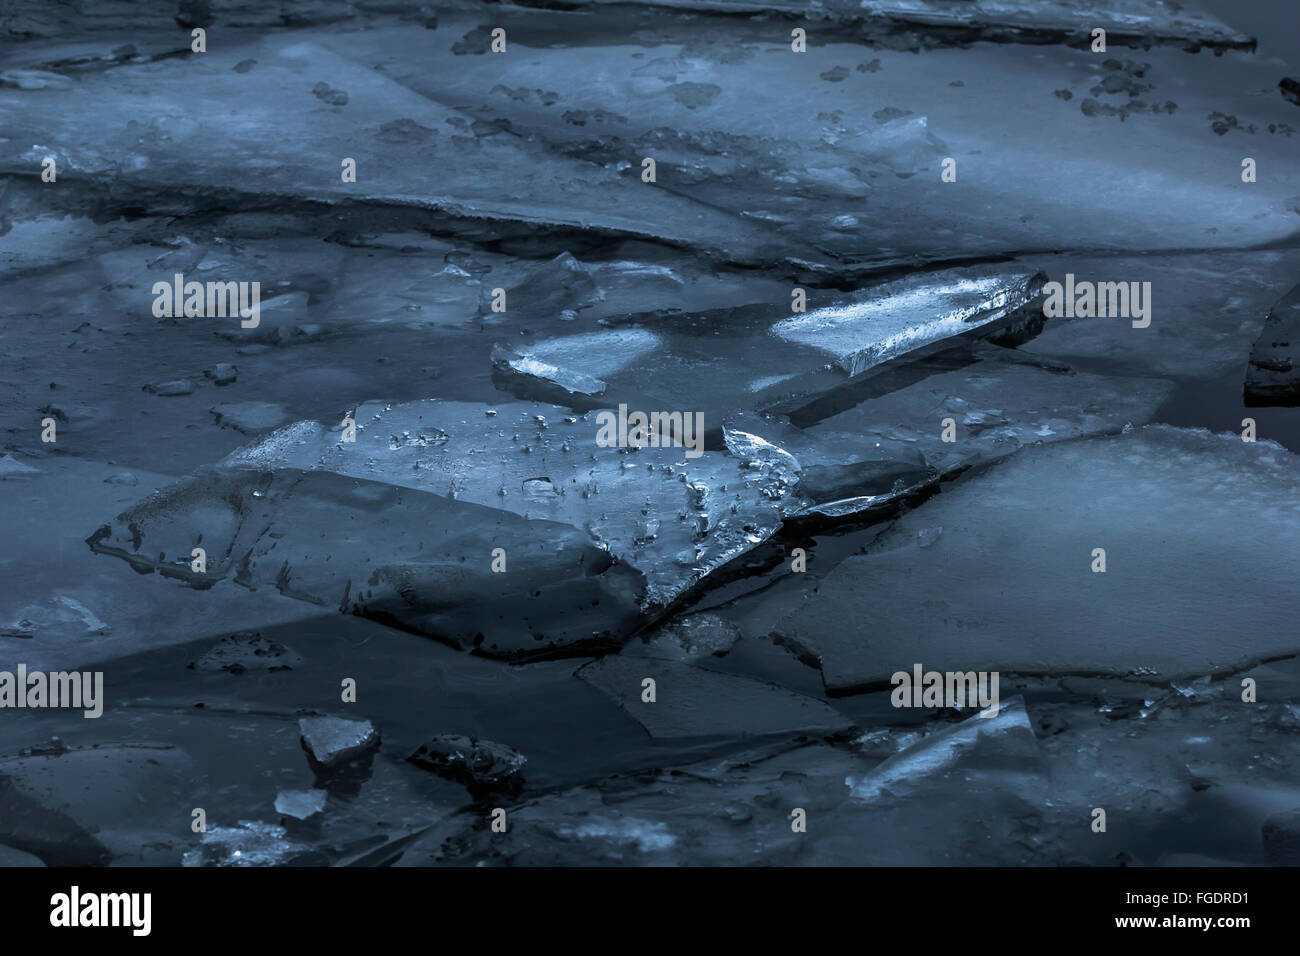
346, 7, 1298, 276
577, 654, 852, 739
534, 0, 1253, 51
492, 327, 661, 398
494, 267, 1047, 424
0, 40, 804, 267
1244, 282, 1300, 407
805, 349, 1174, 477
89, 399, 794, 625
0, 743, 193, 866
725, 347, 1174, 517
397, 735, 1048, 866
210, 401, 290, 435
87, 466, 645, 658
772, 426, 1300, 693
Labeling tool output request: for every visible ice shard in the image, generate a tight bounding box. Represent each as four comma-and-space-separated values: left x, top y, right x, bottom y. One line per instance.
494, 268, 1047, 424
844, 699, 1041, 803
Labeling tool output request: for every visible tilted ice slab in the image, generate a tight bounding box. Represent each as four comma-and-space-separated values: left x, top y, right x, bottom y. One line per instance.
524, 0, 1253, 50
88, 402, 796, 643
725, 348, 1175, 518
356, 15, 1294, 269
724, 412, 934, 520
0, 40, 800, 267
772, 426, 1300, 693
87, 466, 645, 659
494, 268, 1046, 423
771, 273, 1041, 378
1244, 282, 1300, 407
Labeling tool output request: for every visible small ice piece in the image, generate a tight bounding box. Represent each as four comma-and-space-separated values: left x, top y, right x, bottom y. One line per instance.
1244, 282, 1300, 406
214, 291, 317, 345
724, 410, 931, 518
493, 328, 660, 398
311, 82, 348, 106
915, 526, 942, 548
561, 818, 676, 853
299, 716, 379, 768
497, 252, 602, 319
144, 379, 195, 397
845, 698, 1039, 803
0, 455, 41, 480
722, 426, 802, 492
502, 355, 607, 397
0, 69, 73, 90
274, 789, 327, 821
495, 268, 1045, 424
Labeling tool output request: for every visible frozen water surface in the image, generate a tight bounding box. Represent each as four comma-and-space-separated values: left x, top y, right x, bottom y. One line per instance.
773, 426, 1300, 692
3, 0, 1299, 869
